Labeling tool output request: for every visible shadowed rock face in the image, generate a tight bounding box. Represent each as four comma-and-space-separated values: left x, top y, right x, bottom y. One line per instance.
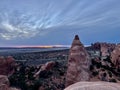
64, 81, 120, 90
65, 35, 90, 87
0, 56, 15, 76
111, 44, 120, 68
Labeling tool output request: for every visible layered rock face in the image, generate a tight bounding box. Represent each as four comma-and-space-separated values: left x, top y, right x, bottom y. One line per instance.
0, 56, 15, 76
64, 81, 120, 90
111, 44, 120, 68
65, 35, 90, 87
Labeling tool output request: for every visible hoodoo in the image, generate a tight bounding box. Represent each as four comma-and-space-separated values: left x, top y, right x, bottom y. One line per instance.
65, 35, 90, 87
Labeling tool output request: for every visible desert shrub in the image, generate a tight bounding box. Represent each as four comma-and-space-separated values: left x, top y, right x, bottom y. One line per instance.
92, 71, 99, 76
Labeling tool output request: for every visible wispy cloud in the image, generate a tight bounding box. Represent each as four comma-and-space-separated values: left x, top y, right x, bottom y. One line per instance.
0, 0, 120, 45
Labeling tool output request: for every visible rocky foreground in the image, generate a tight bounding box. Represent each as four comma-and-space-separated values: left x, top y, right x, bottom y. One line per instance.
0, 35, 120, 90
65, 81, 120, 90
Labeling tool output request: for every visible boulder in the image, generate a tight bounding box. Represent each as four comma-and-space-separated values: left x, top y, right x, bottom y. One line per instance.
65, 81, 120, 90
65, 35, 90, 87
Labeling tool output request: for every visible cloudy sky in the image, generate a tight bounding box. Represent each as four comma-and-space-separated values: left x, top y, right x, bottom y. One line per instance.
0, 0, 120, 47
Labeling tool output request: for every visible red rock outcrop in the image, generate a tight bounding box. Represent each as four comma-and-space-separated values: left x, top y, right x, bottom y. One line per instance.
91, 42, 116, 57
0, 75, 20, 90
34, 61, 56, 77
0, 75, 9, 86
65, 35, 90, 87
65, 81, 120, 90
111, 44, 120, 68
0, 56, 15, 76
0, 75, 9, 90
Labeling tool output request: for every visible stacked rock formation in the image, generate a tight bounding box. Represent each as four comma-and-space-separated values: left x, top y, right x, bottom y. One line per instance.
65, 81, 120, 90
0, 56, 15, 76
65, 35, 90, 87
111, 44, 120, 68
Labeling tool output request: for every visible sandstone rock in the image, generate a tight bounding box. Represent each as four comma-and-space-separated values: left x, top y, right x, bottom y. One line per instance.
0, 75, 20, 90
91, 42, 116, 57
34, 61, 56, 77
0, 85, 20, 90
0, 84, 8, 90
64, 81, 120, 90
38, 86, 45, 90
42, 61, 55, 71
9, 87, 21, 90
0, 75, 9, 86
0, 56, 15, 76
101, 43, 115, 57
100, 44, 110, 57
91, 42, 101, 50
65, 35, 90, 87
0, 75, 9, 90
111, 44, 120, 68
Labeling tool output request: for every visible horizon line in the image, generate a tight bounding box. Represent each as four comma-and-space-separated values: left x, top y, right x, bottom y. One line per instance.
0, 45, 91, 48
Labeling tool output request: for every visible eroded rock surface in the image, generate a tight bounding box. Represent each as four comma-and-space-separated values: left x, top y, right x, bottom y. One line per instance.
111, 44, 120, 68
0, 75, 9, 90
65, 35, 90, 87
65, 81, 120, 90
34, 61, 56, 77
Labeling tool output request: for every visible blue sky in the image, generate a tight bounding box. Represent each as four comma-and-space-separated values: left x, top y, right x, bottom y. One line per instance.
0, 0, 120, 46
